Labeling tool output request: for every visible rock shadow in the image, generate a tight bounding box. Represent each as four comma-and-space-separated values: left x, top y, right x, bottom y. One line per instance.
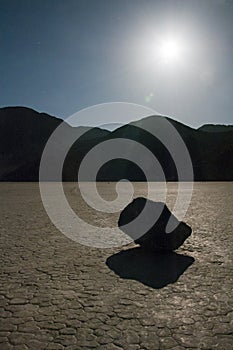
106, 247, 194, 289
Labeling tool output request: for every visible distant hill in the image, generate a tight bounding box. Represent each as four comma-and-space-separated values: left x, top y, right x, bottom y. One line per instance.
0, 106, 232, 181
0, 107, 110, 181
97, 122, 124, 131
198, 124, 233, 132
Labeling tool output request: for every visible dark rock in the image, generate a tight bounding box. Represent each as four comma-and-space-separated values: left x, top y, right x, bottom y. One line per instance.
118, 197, 192, 251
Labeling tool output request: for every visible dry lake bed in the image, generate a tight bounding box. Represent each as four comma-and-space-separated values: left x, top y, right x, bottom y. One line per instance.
0, 182, 232, 349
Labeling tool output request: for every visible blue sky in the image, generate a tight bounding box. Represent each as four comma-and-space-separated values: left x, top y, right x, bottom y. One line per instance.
0, 0, 232, 126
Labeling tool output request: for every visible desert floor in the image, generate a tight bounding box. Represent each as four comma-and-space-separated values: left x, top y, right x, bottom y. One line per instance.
0, 182, 232, 350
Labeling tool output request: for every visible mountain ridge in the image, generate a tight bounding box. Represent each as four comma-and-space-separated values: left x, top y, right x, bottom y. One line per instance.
0, 106, 232, 181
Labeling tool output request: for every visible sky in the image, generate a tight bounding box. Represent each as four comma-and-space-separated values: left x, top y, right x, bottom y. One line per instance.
0, 0, 233, 127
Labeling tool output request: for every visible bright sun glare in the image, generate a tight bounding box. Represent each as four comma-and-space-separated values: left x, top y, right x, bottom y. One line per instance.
159, 38, 183, 63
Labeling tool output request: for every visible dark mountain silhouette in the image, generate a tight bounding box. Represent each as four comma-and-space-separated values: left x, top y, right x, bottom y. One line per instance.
0, 107, 110, 181
198, 124, 233, 133
0, 106, 232, 181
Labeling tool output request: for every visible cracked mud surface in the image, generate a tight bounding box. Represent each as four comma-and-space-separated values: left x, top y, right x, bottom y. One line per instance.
0, 182, 232, 349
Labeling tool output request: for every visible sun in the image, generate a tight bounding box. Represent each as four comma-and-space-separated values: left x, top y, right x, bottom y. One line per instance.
159, 38, 183, 63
